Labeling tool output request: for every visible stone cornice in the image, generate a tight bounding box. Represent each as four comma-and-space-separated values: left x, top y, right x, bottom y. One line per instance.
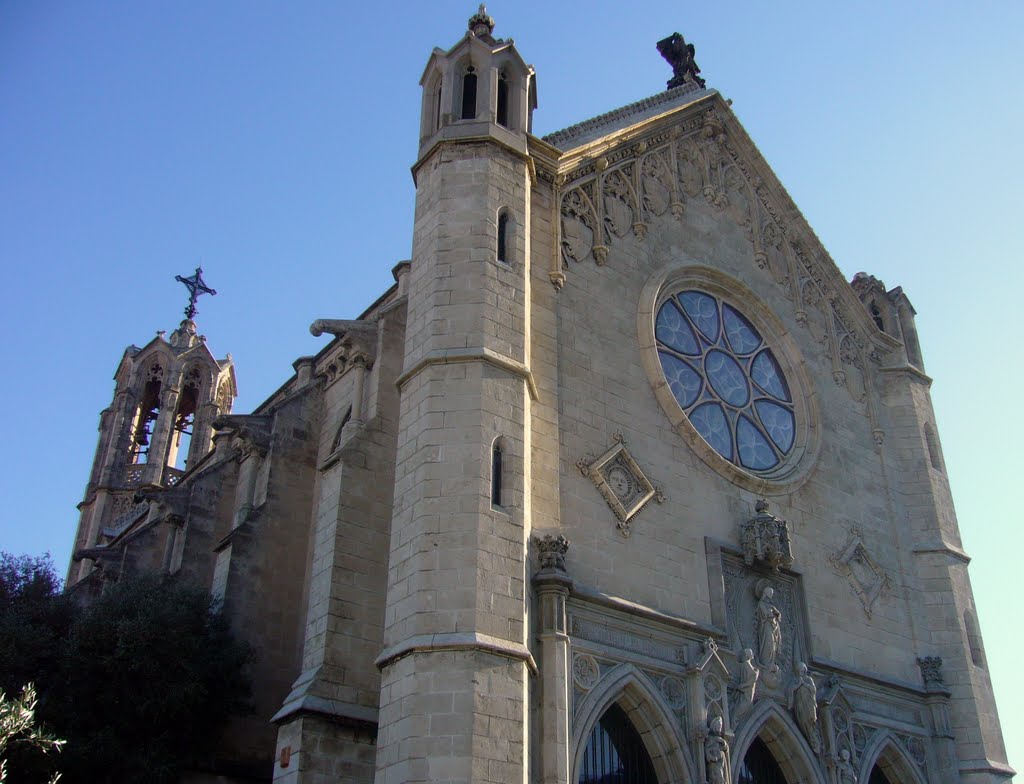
396, 347, 539, 401
542, 83, 708, 150
375, 632, 538, 675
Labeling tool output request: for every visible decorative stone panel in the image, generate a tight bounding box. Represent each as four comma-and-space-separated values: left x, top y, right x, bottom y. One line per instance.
829, 528, 891, 618
576, 432, 664, 536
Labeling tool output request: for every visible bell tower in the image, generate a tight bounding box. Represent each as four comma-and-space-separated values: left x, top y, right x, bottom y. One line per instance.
69, 268, 237, 585
374, 7, 539, 783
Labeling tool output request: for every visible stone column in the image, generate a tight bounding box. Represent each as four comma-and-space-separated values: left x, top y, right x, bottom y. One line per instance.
533, 535, 573, 784
142, 387, 179, 485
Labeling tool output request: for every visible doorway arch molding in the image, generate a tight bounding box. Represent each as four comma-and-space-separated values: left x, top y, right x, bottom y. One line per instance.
571, 662, 697, 784
730, 699, 827, 784
858, 729, 929, 784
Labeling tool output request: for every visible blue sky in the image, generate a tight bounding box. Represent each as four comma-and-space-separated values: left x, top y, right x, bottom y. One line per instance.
1, 0, 1020, 771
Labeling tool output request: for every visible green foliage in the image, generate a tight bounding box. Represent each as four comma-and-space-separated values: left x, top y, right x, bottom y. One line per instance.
0, 554, 252, 784
0, 554, 74, 701
0, 683, 64, 784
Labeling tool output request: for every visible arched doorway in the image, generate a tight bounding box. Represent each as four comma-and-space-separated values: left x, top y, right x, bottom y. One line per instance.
868, 766, 893, 784
737, 736, 789, 784
578, 702, 659, 783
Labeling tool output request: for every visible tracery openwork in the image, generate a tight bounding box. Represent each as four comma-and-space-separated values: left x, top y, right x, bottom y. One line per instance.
655, 290, 795, 472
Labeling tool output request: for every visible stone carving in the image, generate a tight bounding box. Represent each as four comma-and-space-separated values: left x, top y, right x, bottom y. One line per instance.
901, 735, 927, 767
723, 556, 802, 694
641, 151, 673, 217
741, 500, 794, 571
660, 675, 686, 709
730, 648, 759, 721
572, 653, 600, 690
829, 528, 891, 618
789, 662, 822, 754
755, 581, 783, 672
534, 534, 570, 571
602, 166, 638, 239
577, 433, 664, 536
704, 715, 730, 784
837, 748, 858, 784
560, 186, 597, 266
851, 723, 871, 754
917, 656, 945, 691
657, 32, 706, 89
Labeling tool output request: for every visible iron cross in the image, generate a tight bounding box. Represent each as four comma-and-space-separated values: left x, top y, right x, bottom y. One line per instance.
174, 267, 217, 320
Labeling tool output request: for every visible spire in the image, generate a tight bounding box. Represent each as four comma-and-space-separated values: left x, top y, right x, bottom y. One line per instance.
174, 266, 217, 320
468, 4, 495, 38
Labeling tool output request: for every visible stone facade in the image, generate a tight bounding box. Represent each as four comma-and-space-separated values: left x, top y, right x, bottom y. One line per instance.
67, 10, 1013, 784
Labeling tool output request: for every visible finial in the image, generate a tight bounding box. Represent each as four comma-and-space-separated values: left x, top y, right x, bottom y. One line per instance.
656, 32, 706, 90
174, 266, 217, 320
468, 4, 495, 37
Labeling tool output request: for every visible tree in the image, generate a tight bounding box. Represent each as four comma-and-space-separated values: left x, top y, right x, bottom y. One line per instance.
0, 555, 251, 784
0, 554, 73, 702
0, 683, 64, 783
51, 572, 252, 783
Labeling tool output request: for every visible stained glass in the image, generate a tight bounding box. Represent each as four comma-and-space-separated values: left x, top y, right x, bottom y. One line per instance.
751, 350, 790, 402
654, 290, 797, 474
705, 350, 749, 407
655, 300, 700, 355
659, 352, 702, 408
755, 400, 795, 453
737, 415, 778, 470
690, 403, 732, 461
723, 304, 761, 355
679, 291, 720, 341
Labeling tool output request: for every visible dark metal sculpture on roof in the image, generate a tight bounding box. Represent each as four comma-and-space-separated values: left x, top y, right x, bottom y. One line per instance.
657, 32, 706, 90
174, 266, 217, 320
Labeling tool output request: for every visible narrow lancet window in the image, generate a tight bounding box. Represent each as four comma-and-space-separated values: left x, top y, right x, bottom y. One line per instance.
491, 440, 503, 507
434, 79, 443, 131
496, 74, 510, 127
924, 422, 943, 472
461, 68, 477, 120
497, 210, 509, 263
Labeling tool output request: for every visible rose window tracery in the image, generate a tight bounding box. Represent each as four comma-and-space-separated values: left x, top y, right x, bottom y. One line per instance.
656, 290, 795, 472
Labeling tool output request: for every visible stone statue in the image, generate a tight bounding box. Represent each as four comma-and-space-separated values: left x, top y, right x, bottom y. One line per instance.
755, 584, 783, 670
731, 648, 759, 720
789, 662, 822, 754
837, 748, 858, 784
656, 32, 707, 90
704, 715, 730, 784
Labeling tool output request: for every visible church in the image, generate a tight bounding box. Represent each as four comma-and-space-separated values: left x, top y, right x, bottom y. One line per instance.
65, 8, 1013, 784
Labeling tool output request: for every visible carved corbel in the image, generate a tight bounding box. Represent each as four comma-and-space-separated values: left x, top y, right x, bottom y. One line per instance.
309, 319, 378, 369
212, 414, 272, 459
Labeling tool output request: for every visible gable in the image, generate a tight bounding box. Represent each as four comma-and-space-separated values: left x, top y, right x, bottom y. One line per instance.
540, 91, 905, 441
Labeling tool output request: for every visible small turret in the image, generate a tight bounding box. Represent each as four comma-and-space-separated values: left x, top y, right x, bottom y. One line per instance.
417, 5, 537, 156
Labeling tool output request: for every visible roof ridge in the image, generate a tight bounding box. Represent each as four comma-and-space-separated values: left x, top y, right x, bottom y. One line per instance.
542, 81, 707, 149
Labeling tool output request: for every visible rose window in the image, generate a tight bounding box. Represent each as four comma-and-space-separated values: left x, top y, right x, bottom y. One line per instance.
656, 290, 795, 472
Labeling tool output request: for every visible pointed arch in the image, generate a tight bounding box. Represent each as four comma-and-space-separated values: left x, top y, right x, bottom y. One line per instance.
571, 663, 696, 784
731, 699, 827, 784
859, 730, 928, 784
